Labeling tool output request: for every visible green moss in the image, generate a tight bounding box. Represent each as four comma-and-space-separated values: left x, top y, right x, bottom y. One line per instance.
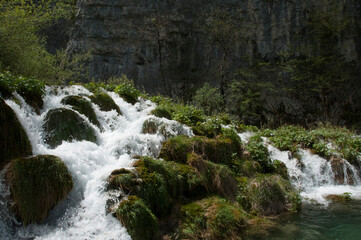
325, 193, 352, 202
43, 108, 97, 148
150, 106, 173, 119
114, 83, 140, 104
89, 92, 122, 115
141, 119, 159, 134
159, 134, 242, 167
116, 196, 158, 240
187, 153, 239, 201
175, 197, 246, 239
61, 95, 100, 127
243, 174, 300, 216
0, 98, 32, 169
6, 155, 73, 225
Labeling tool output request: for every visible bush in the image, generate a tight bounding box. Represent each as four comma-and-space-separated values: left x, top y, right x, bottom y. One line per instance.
193, 83, 223, 115
113, 75, 140, 104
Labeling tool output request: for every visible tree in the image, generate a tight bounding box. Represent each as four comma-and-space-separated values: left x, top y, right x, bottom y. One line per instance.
0, 0, 86, 83
198, 3, 245, 105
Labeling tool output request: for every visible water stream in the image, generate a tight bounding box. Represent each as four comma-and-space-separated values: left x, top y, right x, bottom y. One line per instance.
0, 85, 191, 239
0, 87, 360, 239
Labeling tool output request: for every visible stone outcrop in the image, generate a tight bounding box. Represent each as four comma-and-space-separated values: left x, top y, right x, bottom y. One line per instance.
66, 0, 361, 95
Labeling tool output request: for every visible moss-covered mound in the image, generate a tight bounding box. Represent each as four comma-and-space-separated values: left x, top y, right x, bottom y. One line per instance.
61, 95, 100, 128
243, 175, 300, 215
174, 197, 247, 240
0, 98, 32, 170
159, 134, 242, 167
187, 153, 239, 201
16, 80, 44, 115
5, 155, 73, 225
43, 108, 97, 148
108, 157, 204, 217
116, 196, 158, 240
142, 117, 192, 140
89, 92, 122, 115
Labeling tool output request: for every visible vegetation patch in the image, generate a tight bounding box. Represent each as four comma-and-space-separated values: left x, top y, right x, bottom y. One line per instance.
263, 124, 361, 163
174, 197, 247, 240
5, 155, 73, 225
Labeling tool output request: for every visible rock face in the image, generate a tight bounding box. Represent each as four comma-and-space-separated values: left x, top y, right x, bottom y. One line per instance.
0, 98, 32, 170
43, 108, 97, 148
67, 0, 361, 94
5, 155, 73, 226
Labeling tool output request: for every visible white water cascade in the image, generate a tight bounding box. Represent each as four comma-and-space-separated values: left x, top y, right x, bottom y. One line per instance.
239, 132, 361, 205
0, 85, 192, 240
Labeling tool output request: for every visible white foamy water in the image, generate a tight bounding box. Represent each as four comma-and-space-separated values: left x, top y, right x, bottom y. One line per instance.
0, 85, 192, 239
239, 132, 361, 204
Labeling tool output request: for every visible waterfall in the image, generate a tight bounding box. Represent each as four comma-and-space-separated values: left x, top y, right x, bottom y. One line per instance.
0, 85, 192, 239
239, 132, 361, 204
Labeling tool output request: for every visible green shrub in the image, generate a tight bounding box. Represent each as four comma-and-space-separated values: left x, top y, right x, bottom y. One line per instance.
192, 83, 223, 115
246, 134, 271, 170
0, 71, 17, 98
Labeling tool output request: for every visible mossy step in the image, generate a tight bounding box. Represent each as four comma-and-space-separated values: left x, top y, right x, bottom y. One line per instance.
61, 95, 101, 128
89, 92, 122, 115
43, 108, 97, 148
5, 155, 73, 225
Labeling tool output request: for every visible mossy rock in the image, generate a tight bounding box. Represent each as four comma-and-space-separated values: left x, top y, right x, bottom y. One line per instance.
43, 108, 97, 148
61, 95, 100, 128
175, 197, 247, 240
89, 92, 122, 115
108, 157, 204, 218
116, 196, 158, 240
0, 98, 32, 170
187, 153, 239, 201
159, 134, 242, 167
5, 155, 73, 225
243, 174, 300, 216
325, 193, 352, 202
150, 106, 172, 119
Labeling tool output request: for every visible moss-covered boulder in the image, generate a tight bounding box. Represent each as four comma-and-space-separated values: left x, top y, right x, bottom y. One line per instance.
159, 134, 242, 167
89, 92, 122, 115
188, 153, 239, 201
61, 95, 100, 128
16, 82, 44, 115
5, 155, 73, 225
116, 196, 158, 240
150, 106, 172, 119
43, 108, 97, 148
0, 98, 32, 170
243, 175, 300, 216
174, 197, 247, 240
108, 157, 204, 217
325, 193, 352, 202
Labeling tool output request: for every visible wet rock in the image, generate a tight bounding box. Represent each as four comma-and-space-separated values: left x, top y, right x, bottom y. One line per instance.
89, 92, 122, 115
43, 108, 97, 148
325, 193, 352, 202
142, 117, 191, 140
330, 157, 356, 185
0, 98, 32, 170
61, 95, 101, 128
5, 155, 73, 225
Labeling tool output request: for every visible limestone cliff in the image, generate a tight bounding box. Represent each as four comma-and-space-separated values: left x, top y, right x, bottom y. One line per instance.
65, 0, 361, 95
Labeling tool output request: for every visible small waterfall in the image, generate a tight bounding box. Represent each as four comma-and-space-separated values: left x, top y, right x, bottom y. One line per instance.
239, 132, 361, 204
0, 85, 192, 239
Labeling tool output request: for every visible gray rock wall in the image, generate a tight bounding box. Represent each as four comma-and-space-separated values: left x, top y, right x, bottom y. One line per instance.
66, 0, 361, 95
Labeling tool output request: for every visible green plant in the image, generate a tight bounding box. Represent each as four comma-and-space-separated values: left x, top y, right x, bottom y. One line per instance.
193, 83, 223, 115
246, 134, 270, 170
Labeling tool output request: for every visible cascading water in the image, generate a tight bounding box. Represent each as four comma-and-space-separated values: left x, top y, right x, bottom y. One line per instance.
239, 132, 361, 204
0, 85, 192, 239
